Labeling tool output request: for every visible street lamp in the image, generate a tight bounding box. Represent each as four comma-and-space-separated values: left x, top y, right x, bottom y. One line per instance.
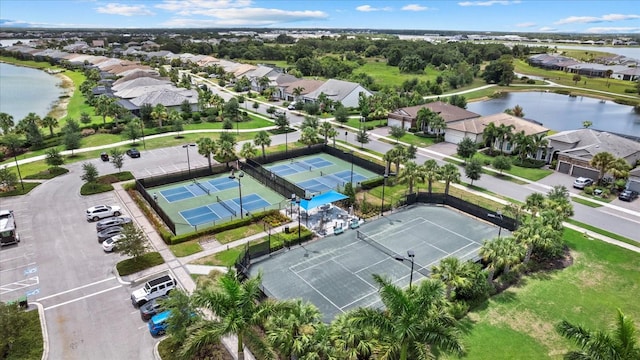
182, 143, 196, 179
395, 250, 416, 290
344, 131, 348, 144
285, 125, 288, 154
380, 172, 389, 216
290, 193, 296, 217
230, 171, 245, 219
488, 210, 503, 238
296, 197, 301, 244
139, 120, 146, 150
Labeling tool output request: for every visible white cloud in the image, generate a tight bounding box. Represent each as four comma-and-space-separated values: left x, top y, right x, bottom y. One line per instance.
402, 4, 428, 11
162, 8, 328, 27
515, 22, 536, 28
556, 13, 640, 25
356, 5, 392, 12
155, 0, 252, 12
96, 3, 155, 16
538, 26, 558, 32
584, 26, 640, 34
458, 1, 520, 6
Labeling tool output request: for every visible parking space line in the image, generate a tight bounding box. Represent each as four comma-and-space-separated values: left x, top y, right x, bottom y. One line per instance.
37, 276, 116, 301
0, 261, 37, 274
44, 285, 121, 311
0, 253, 35, 264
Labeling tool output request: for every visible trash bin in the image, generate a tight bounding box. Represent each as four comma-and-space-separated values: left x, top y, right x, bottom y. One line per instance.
284, 226, 290, 234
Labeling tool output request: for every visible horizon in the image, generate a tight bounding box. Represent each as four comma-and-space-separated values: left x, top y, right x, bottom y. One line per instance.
0, 0, 639, 34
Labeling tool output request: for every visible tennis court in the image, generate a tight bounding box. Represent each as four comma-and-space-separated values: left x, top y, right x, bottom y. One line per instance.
180, 193, 271, 226
249, 205, 504, 322
265, 154, 378, 195
148, 172, 287, 235
160, 177, 239, 203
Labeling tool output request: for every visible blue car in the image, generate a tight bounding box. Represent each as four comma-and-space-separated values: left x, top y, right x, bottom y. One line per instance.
148, 310, 170, 336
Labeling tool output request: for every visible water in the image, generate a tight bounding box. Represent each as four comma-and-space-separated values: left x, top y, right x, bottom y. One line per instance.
466, 92, 640, 136
0, 62, 64, 121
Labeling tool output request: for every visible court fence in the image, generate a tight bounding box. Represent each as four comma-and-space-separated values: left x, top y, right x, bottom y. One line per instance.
406, 192, 517, 231
136, 163, 232, 235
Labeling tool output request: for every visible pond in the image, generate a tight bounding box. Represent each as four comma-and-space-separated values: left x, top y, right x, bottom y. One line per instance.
466, 91, 640, 135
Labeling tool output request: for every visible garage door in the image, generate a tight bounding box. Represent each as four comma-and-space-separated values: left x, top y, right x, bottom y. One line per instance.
571, 166, 598, 179
445, 131, 465, 145
557, 161, 571, 174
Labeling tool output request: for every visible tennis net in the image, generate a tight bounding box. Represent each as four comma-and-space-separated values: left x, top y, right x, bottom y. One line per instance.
216, 196, 237, 216
290, 160, 312, 172
194, 179, 210, 195
356, 230, 430, 277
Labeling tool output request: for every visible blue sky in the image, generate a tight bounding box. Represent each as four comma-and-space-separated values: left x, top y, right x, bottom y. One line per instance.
1, 0, 638, 33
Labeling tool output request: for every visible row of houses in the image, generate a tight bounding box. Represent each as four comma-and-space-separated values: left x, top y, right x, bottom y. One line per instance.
387, 102, 640, 190
527, 54, 640, 81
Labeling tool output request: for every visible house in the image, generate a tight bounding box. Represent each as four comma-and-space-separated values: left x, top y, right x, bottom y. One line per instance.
281, 79, 324, 103
129, 88, 199, 112
304, 79, 372, 108
544, 129, 640, 179
387, 101, 480, 131
445, 113, 549, 156
627, 168, 640, 193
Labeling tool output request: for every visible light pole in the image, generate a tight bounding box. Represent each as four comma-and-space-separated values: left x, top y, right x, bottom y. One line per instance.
290, 193, 296, 217
488, 210, 503, 238
182, 143, 196, 179
296, 197, 301, 244
349, 150, 354, 185
380, 172, 388, 216
139, 119, 146, 149
230, 171, 245, 218
344, 131, 348, 144
285, 125, 288, 154
395, 250, 416, 290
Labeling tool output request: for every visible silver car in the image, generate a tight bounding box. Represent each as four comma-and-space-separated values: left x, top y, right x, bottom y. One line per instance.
97, 226, 123, 243
96, 216, 132, 232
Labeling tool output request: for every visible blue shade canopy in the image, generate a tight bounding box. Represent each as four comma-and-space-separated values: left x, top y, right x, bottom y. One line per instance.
299, 190, 348, 211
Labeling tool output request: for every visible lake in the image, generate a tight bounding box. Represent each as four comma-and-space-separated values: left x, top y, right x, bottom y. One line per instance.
466, 91, 640, 136
0, 62, 64, 121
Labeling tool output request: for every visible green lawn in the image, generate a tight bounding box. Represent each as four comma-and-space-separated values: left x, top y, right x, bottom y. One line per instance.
352, 59, 439, 87
213, 223, 265, 244
446, 228, 640, 359
170, 241, 203, 257
192, 246, 245, 267
466, 152, 553, 182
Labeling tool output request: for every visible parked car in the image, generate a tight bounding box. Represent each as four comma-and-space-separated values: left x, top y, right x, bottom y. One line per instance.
148, 310, 171, 336
618, 189, 639, 202
102, 234, 125, 252
126, 148, 141, 158
573, 177, 594, 189
100, 152, 109, 161
96, 216, 131, 232
86, 205, 122, 221
97, 226, 123, 243
131, 274, 176, 307
287, 102, 297, 110
140, 295, 168, 321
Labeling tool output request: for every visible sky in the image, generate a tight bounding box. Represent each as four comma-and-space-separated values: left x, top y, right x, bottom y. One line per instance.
0, 0, 639, 34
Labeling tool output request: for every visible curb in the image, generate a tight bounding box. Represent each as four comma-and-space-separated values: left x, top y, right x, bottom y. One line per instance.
33, 302, 49, 360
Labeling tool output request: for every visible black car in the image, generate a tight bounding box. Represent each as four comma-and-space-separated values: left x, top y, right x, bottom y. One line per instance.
618, 189, 638, 202
126, 148, 141, 158
140, 295, 168, 321
100, 152, 109, 161
97, 226, 123, 243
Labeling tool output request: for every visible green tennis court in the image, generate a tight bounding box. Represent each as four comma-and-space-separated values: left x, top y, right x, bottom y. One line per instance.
249, 205, 505, 322
264, 153, 379, 196
149, 171, 287, 235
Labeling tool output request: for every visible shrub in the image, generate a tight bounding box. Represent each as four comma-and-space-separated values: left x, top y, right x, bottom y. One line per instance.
408, 127, 417, 133
360, 176, 384, 190
81, 128, 95, 137
514, 158, 546, 168
583, 186, 594, 195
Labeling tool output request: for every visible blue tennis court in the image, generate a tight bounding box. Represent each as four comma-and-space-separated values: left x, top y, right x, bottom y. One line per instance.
305, 157, 333, 168
160, 185, 198, 202
179, 194, 272, 226
333, 170, 368, 183
208, 177, 238, 190
268, 157, 334, 177
269, 164, 299, 176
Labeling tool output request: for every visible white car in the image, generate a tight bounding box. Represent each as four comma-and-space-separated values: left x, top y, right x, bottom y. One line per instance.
102, 234, 125, 252
86, 205, 121, 221
573, 177, 594, 189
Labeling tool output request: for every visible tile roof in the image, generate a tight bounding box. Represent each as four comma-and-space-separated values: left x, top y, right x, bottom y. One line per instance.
391, 101, 480, 123
545, 129, 640, 159
447, 113, 549, 135
283, 79, 325, 94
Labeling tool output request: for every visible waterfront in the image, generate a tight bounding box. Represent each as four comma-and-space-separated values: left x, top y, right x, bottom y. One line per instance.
467, 91, 640, 135
0, 62, 65, 121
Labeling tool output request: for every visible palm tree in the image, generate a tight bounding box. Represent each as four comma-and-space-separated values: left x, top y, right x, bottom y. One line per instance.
39, 116, 58, 137
17, 112, 41, 133
383, 148, 395, 176
181, 271, 291, 360
440, 163, 460, 196
556, 308, 639, 360
217, 140, 237, 167
609, 158, 631, 185
266, 299, 323, 359
398, 161, 423, 194
258, 76, 271, 93
590, 151, 617, 185
347, 275, 464, 360
482, 122, 499, 153
496, 123, 515, 155
151, 104, 168, 127
328, 127, 338, 147
504, 104, 525, 117
415, 107, 431, 133
512, 130, 533, 163
524, 192, 545, 217
253, 130, 271, 160
431, 257, 472, 299
479, 237, 516, 283
514, 216, 559, 263
318, 122, 333, 144
330, 313, 376, 360
0, 112, 15, 134
94, 95, 115, 124
300, 126, 318, 148
391, 145, 407, 175
239, 142, 257, 160
423, 159, 440, 195
292, 86, 305, 102
430, 115, 447, 141
531, 133, 549, 160
196, 137, 217, 171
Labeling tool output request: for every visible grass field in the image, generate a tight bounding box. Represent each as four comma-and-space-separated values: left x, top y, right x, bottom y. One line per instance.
445, 228, 640, 359
352, 59, 440, 87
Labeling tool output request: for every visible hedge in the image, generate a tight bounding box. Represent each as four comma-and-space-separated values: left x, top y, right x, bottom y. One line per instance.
360, 176, 385, 190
